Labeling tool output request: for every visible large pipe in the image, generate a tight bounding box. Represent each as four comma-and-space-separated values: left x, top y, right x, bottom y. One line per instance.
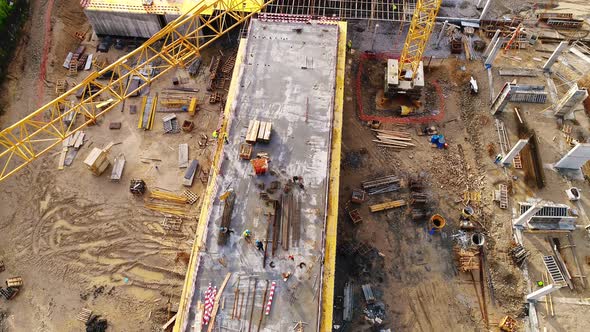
480, 0, 493, 21
471, 233, 485, 246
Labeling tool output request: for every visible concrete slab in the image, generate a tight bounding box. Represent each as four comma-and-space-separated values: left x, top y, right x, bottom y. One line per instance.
180, 19, 340, 332
555, 143, 590, 169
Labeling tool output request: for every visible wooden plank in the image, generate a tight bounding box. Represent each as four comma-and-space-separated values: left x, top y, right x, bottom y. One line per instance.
257, 122, 267, 141
207, 273, 232, 332
281, 193, 291, 250
58, 147, 68, 170
178, 143, 189, 168
162, 313, 176, 330
369, 199, 407, 212
70, 132, 81, 147
246, 120, 260, 143
74, 131, 85, 149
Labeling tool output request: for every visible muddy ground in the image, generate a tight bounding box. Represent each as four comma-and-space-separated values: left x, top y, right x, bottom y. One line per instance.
0, 0, 236, 330
2, 1, 590, 332
332, 17, 590, 332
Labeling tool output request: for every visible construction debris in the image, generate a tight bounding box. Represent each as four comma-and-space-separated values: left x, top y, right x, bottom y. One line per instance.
129, 179, 147, 196
509, 243, 529, 268
371, 129, 414, 149
361, 175, 400, 195
454, 246, 480, 272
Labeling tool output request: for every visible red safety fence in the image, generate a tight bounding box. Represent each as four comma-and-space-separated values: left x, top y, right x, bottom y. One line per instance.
355, 52, 445, 124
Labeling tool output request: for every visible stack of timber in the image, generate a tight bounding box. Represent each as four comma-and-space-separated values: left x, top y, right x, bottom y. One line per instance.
144, 201, 193, 217
361, 175, 400, 195
246, 120, 272, 144
149, 190, 189, 204
218, 192, 236, 245
83, 142, 114, 176
372, 129, 414, 149
369, 199, 406, 212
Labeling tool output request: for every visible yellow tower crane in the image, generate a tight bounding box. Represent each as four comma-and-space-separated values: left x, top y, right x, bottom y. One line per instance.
385, 0, 442, 99
0, 0, 273, 182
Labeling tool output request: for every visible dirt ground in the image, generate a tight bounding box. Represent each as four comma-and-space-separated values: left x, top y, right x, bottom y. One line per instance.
0, 0, 236, 330
2, 1, 590, 331
333, 18, 590, 332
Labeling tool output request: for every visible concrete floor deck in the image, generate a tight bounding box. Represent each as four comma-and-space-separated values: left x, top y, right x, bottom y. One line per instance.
180, 19, 340, 331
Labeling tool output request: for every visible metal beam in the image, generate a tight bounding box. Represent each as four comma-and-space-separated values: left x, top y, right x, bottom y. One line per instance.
0, 0, 273, 182
398, 0, 442, 81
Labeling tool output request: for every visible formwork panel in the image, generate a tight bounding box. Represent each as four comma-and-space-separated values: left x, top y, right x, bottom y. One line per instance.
84, 10, 163, 38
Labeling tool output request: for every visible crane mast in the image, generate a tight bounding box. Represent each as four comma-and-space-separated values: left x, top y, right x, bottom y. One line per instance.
385, 0, 442, 99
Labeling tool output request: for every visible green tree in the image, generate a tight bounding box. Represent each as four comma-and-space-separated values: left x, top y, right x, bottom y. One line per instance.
0, 0, 12, 28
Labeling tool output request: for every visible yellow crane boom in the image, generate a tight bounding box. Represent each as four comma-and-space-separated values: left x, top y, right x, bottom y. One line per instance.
0, 0, 272, 182
398, 0, 441, 81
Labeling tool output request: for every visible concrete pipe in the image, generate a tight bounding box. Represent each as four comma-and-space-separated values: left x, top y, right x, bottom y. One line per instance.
471, 233, 485, 246
430, 214, 446, 230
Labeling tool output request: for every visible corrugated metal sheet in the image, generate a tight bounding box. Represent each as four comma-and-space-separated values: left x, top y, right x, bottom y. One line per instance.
84, 10, 163, 38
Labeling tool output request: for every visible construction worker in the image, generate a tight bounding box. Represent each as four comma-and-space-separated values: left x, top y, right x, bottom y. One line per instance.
220, 226, 234, 234
537, 281, 544, 287
255, 239, 264, 251
347, 40, 352, 52
494, 154, 503, 164
242, 229, 252, 239
224, 133, 229, 144
212, 130, 219, 139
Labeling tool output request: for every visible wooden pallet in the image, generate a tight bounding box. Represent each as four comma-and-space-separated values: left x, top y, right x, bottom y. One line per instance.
76, 308, 92, 323
183, 190, 199, 204
69, 56, 78, 76
55, 79, 67, 95
239, 143, 253, 160
209, 92, 221, 104
463, 191, 481, 204
160, 216, 183, 232
513, 153, 522, 169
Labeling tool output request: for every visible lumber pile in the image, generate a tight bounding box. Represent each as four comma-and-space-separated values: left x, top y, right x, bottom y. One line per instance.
149, 190, 189, 204
145, 202, 193, 217
369, 199, 406, 212
371, 129, 414, 149
362, 175, 400, 195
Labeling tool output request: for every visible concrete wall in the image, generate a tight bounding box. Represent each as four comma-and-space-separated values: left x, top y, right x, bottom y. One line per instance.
84, 10, 164, 38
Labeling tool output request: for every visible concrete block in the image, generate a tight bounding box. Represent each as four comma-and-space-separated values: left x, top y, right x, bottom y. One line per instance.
555, 143, 590, 169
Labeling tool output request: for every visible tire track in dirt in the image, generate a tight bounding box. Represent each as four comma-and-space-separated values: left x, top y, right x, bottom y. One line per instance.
21, 191, 192, 298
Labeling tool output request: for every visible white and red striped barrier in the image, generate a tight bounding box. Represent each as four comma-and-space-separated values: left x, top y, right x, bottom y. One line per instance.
264, 281, 277, 315
202, 284, 217, 325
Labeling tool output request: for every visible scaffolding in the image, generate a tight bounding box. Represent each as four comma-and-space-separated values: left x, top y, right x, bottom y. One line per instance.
265, 0, 416, 21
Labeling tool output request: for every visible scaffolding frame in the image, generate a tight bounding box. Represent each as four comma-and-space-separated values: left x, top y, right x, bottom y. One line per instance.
266, 0, 416, 21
